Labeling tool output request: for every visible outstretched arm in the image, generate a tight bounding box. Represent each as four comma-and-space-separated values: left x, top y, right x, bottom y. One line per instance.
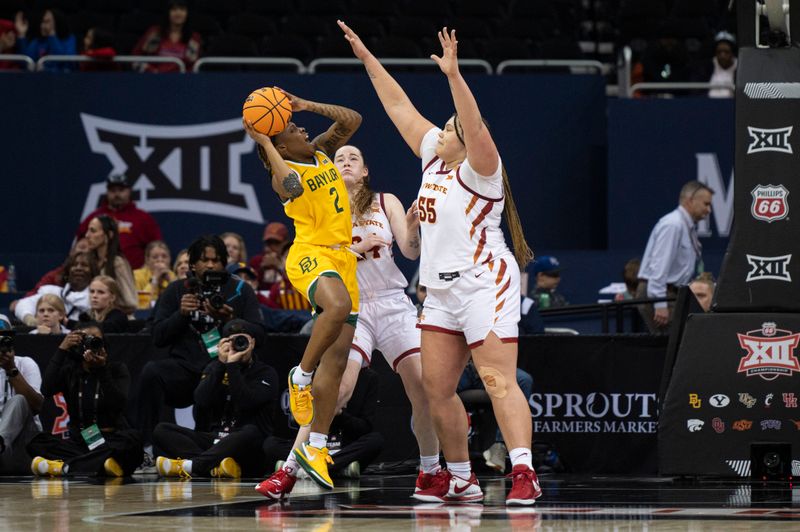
339, 20, 435, 158
243, 119, 304, 202
431, 28, 499, 177
278, 88, 362, 157
384, 193, 421, 260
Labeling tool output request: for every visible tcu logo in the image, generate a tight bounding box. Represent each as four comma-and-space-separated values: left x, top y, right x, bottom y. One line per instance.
80, 114, 264, 223
747, 126, 793, 154
761, 419, 781, 430
738, 322, 800, 380
751, 184, 789, 222
746, 254, 792, 282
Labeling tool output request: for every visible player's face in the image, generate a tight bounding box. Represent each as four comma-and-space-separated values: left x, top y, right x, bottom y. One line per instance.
334, 145, 368, 188
275, 122, 315, 160
436, 117, 466, 163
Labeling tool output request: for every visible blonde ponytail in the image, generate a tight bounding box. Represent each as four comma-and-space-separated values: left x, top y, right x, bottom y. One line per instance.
501, 166, 534, 269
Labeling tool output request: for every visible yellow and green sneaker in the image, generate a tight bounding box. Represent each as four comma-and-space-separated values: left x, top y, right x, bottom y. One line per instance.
210, 457, 241, 479
287, 366, 314, 426
293, 442, 334, 489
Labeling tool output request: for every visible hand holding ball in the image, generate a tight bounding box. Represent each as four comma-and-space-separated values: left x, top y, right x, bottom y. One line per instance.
242, 87, 293, 136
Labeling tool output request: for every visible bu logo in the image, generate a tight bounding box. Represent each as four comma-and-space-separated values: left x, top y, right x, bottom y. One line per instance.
80, 114, 263, 223
750, 184, 789, 222
737, 322, 800, 380
746, 254, 792, 282
689, 393, 702, 408
299, 256, 318, 273
747, 126, 793, 154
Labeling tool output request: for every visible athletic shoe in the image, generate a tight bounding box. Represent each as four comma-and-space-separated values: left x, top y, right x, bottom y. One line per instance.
293, 442, 334, 489
287, 367, 314, 426
415, 470, 441, 493
483, 442, 508, 473
156, 456, 191, 478
210, 457, 241, 479
505, 464, 543, 505
412, 469, 450, 501
255, 468, 297, 499
31, 456, 65, 477
103, 457, 124, 477
414, 470, 483, 503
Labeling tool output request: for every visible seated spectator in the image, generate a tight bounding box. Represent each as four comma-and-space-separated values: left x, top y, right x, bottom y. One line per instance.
220, 232, 248, 266
31, 294, 69, 335
134, 241, 176, 310
153, 319, 278, 478
641, 23, 691, 86
249, 222, 289, 291
136, 235, 262, 462
81, 27, 118, 72
14, 8, 76, 72
614, 258, 641, 302
0, 315, 43, 475
227, 262, 268, 306
84, 215, 137, 314
27, 323, 143, 477
519, 294, 544, 334
173, 249, 190, 280
528, 255, 569, 309
0, 18, 21, 71
265, 277, 312, 312
706, 31, 737, 98
14, 252, 97, 327
82, 276, 128, 334
689, 272, 715, 312
22, 238, 91, 298
260, 366, 383, 495
132, 0, 201, 73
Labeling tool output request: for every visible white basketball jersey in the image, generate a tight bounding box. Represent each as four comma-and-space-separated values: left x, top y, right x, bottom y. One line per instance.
352, 193, 409, 299
417, 127, 512, 289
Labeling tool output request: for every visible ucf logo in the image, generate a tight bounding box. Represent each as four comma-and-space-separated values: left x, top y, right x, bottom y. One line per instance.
80, 114, 264, 223
299, 256, 318, 273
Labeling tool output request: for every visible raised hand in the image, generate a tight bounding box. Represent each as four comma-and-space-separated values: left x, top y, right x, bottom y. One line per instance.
243, 118, 274, 146
274, 87, 310, 113
406, 200, 420, 231
430, 27, 459, 77
337, 20, 371, 60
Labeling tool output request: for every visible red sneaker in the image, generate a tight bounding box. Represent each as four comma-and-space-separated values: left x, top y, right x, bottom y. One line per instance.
444, 472, 483, 504
505, 465, 543, 506
412, 469, 451, 502
255, 468, 297, 499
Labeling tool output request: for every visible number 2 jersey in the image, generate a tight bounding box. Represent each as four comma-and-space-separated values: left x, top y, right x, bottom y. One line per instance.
417, 127, 513, 290
351, 193, 409, 300
283, 150, 352, 247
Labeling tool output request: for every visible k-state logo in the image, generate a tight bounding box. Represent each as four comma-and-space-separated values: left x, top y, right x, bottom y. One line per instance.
746, 254, 792, 282
687, 419, 704, 432
747, 126, 793, 154
751, 184, 789, 222
709, 394, 730, 407
738, 322, 800, 380
80, 114, 264, 223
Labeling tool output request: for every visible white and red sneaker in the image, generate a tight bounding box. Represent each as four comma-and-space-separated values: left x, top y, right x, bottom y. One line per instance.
415, 470, 440, 493
412, 469, 450, 501
413, 470, 484, 503
255, 468, 297, 499
505, 464, 543, 506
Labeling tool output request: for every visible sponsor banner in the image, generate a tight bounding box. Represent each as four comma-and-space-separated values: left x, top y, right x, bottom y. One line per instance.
660, 313, 800, 476
750, 184, 789, 223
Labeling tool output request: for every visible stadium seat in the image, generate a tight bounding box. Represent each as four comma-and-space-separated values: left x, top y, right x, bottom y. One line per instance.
389, 16, 439, 41
206, 33, 258, 57
261, 33, 314, 63
371, 36, 423, 58
297, 0, 347, 16
444, 17, 494, 40
118, 12, 160, 35
226, 13, 277, 40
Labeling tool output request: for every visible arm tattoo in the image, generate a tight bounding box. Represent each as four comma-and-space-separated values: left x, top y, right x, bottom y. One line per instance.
306, 101, 362, 154
282, 171, 304, 199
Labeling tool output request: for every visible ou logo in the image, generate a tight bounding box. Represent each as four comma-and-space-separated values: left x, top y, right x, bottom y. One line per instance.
710, 394, 730, 407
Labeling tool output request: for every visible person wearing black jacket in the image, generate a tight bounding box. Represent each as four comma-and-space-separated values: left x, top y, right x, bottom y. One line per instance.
153, 319, 278, 478
135, 235, 263, 456
26, 323, 143, 477
259, 366, 383, 497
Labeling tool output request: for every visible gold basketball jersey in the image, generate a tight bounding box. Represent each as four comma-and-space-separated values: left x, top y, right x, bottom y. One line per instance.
283, 150, 352, 247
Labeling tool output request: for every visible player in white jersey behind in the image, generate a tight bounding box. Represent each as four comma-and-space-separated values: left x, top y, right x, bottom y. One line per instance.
333, 145, 440, 495
339, 21, 541, 505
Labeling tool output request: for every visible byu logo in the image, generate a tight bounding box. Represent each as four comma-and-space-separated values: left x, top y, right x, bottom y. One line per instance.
80, 114, 263, 223
746, 254, 792, 282
747, 126, 793, 154
709, 394, 730, 407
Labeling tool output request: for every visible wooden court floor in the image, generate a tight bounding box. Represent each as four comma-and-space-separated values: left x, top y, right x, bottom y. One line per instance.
1, 474, 798, 531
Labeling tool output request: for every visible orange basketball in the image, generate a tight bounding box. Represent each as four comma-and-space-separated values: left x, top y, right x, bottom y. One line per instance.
242, 87, 292, 136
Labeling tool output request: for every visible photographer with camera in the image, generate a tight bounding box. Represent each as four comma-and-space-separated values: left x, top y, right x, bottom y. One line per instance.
153, 319, 278, 478
0, 315, 43, 474
26, 323, 143, 477
136, 235, 263, 461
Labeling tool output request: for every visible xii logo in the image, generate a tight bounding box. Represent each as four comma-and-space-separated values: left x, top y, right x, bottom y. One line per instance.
746, 254, 792, 282
747, 126, 793, 154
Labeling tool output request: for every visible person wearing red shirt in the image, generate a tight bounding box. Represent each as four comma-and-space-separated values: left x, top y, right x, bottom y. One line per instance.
76, 174, 162, 270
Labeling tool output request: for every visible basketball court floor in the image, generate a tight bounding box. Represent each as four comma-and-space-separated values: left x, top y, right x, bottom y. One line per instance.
2, 473, 798, 530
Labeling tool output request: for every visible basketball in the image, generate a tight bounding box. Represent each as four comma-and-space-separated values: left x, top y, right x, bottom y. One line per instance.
242, 87, 293, 136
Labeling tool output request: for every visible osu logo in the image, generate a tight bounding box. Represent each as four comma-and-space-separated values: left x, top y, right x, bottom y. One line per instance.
737, 322, 800, 380
712, 417, 725, 433
687, 419, 704, 432
747, 126, 793, 154
738, 393, 757, 408
709, 394, 730, 407
750, 184, 789, 223
689, 393, 702, 408
299, 256, 318, 273
732, 420, 752, 431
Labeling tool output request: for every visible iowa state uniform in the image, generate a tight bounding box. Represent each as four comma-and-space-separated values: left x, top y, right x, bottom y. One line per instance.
282, 150, 358, 323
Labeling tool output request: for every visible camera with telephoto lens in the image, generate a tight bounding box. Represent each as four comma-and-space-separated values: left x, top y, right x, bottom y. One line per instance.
70, 331, 104, 359
231, 334, 250, 353
187, 270, 228, 311
0, 335, 13, 354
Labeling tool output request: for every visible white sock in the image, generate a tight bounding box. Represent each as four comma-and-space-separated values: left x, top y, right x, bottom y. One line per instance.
292, 366, 314, 387
509, 447, 533, 469
420, 455, 441, 474
283, 453, 300, 477
446, 461, 471, 480
308, 432, 327, 449
182, 459, 193, 475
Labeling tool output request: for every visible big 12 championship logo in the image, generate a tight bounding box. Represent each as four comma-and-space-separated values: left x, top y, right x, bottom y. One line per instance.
737, 322, 800, 380
751, 184, 789, 223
